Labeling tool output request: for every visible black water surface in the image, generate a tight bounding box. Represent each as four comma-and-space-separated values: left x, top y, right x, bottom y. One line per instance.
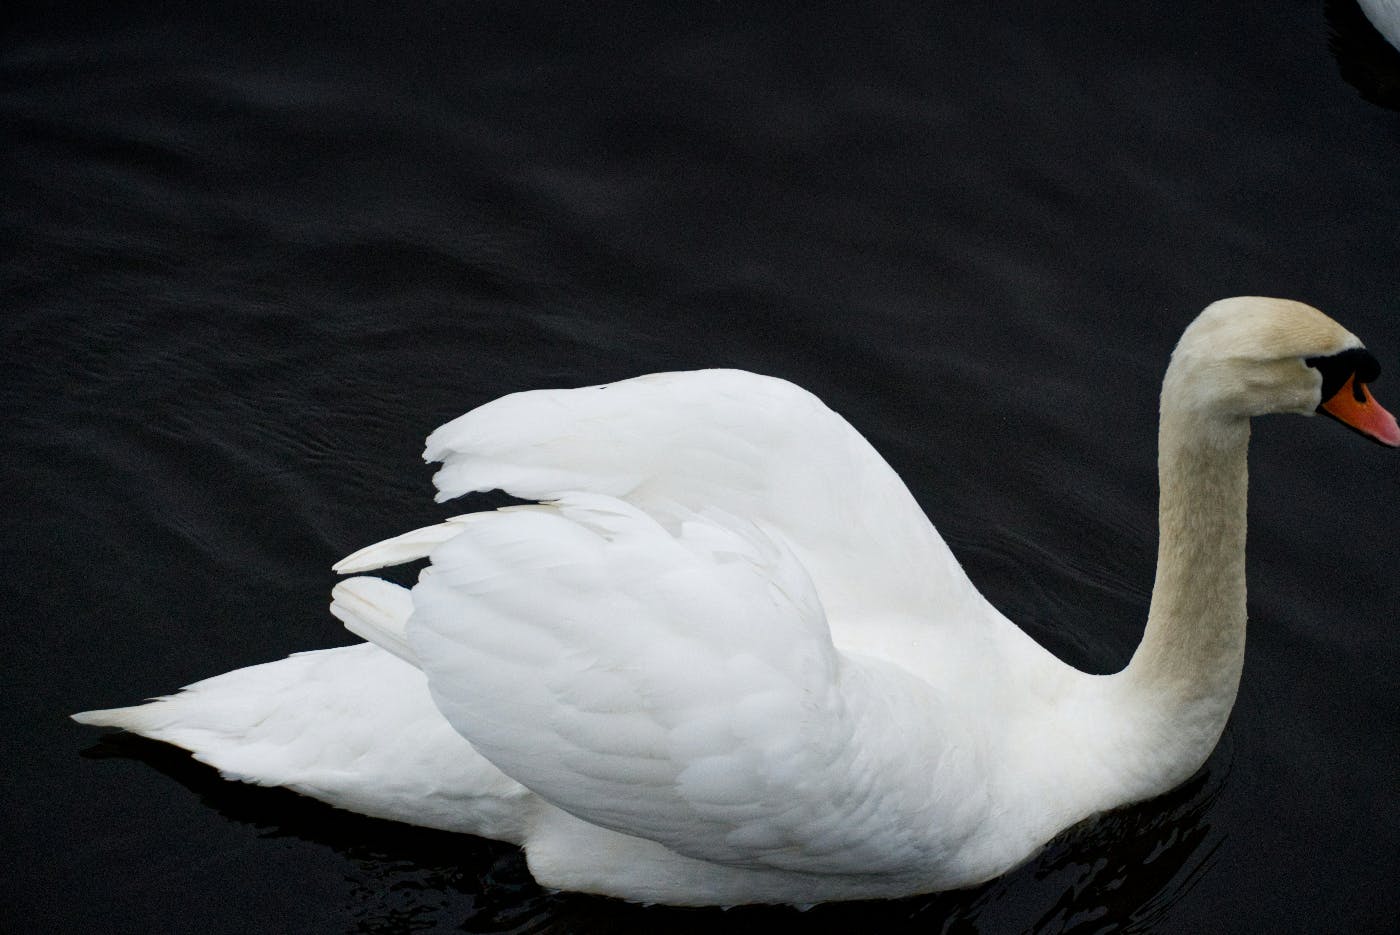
4, 2, 1398, 932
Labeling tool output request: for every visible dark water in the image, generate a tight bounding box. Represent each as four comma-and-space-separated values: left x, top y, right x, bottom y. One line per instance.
4, 1, 1398, 932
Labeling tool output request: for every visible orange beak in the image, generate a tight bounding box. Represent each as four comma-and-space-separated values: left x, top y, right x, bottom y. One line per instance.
1319, 374, 1400, 447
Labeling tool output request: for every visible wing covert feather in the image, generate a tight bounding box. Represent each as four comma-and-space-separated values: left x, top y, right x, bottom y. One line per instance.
407, 494, 983, 873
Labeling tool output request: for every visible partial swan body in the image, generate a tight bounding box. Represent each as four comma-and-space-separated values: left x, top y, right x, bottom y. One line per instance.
74, 297, 1398, 906
1330, 0, 1400, 109
1359, 0, 1400, 49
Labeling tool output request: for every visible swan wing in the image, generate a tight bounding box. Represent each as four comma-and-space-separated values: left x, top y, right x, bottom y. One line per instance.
407, 493, 985, 874
424, 369, 989, 627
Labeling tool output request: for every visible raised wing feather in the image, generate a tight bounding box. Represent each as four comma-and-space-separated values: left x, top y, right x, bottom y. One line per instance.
423, 370, 990, 628
407, 493, 987, 875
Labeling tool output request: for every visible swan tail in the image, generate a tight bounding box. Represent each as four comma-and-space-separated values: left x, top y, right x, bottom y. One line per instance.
72, 700, 190, 734
71, 649, 364, 784
329, 576, 417, 666
71, 644, 534, 839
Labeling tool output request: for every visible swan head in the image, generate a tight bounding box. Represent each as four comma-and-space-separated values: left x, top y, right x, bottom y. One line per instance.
1163, 296, 1400, 446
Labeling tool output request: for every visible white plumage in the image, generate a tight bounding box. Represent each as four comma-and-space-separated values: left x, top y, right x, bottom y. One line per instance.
74, 298, 1398, 905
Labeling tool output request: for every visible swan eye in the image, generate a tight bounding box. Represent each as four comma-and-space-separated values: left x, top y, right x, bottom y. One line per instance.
1306, 348, 1381, 405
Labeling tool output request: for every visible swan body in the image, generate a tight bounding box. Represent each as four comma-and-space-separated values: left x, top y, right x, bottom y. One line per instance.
74, 297, 1398, 905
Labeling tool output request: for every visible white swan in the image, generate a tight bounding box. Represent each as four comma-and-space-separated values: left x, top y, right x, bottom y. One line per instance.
74, 297, 1398, 906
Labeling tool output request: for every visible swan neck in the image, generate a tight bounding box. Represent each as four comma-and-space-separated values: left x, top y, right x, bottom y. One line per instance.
978, 401, 1254, 870
1099, 401, 1250, 802
1134, 409, 1249, 691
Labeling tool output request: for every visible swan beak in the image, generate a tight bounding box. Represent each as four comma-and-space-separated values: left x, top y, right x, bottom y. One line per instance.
1319, 375, 1400, 447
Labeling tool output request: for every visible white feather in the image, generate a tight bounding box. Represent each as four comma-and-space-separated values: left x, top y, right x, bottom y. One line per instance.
328, 576, 417, 665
